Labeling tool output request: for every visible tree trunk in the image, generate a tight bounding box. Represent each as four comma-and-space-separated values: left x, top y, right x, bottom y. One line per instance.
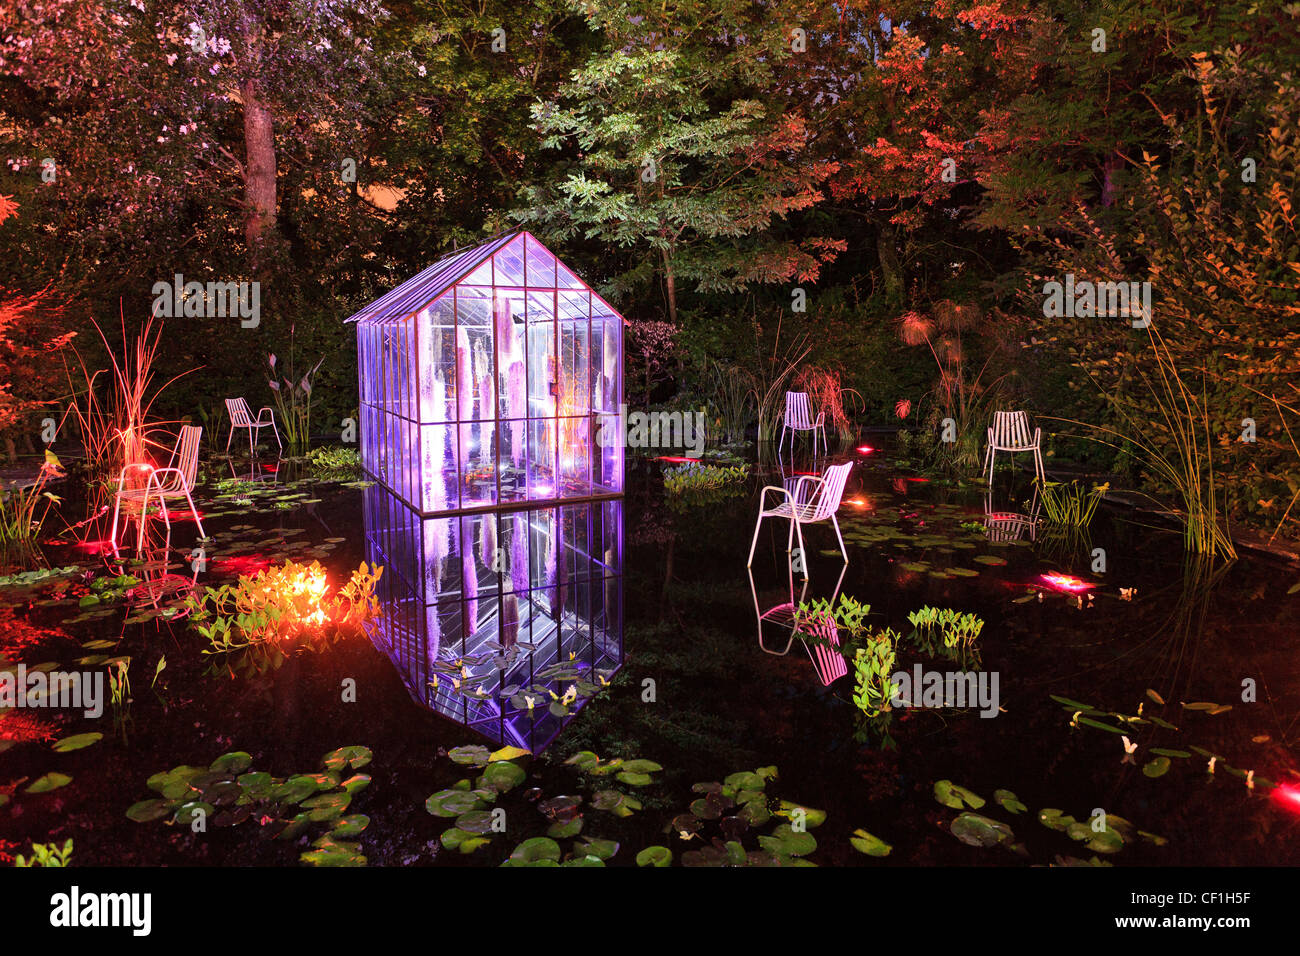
242, 79, 278, 271
661, 246, 678, 326
877, 222, 903, 305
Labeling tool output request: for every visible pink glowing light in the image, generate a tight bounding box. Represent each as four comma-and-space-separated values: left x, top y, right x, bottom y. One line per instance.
1272, 784, 1300, 814
857, 445, 874, 455
1040, 572, 1093, 593
654, 456, 700, 464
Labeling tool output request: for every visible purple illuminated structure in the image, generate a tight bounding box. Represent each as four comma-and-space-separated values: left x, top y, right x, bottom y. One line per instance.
346, 230, 624, 515
364, 483, 623, 750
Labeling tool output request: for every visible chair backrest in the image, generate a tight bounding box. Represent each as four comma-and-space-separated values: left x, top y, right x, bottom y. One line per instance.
992, 410, 1034, 448
225, 397, 253, 426
168, 425, 203, 490
785, 391, 813, 428
808, 462, 852, 520
802, 611, 848, 685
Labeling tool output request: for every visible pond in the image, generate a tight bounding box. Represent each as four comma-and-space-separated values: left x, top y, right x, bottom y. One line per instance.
1, 441, 1297, 867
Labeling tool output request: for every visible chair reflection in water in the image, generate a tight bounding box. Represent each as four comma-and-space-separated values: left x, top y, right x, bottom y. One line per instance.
364, 484, 623, 751
983, 485, 1041, 542
748, 561, 849, 686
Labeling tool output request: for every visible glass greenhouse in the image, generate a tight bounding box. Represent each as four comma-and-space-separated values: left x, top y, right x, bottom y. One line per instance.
346, 230, 625, 515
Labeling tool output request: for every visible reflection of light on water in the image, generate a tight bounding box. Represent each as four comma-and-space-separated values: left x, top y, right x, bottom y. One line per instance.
1040, 572, 1092, 593
857, 445, 874, 455
654, 456, 700, 464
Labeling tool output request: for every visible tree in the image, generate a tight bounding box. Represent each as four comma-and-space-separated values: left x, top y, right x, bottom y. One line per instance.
518, 0, 843, 325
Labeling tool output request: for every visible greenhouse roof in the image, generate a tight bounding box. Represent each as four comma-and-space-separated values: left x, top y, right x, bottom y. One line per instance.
343, 228, 523, 326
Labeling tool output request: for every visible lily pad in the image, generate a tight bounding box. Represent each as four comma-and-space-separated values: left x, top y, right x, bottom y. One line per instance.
52, 732, 103, 753
636, 845, 672, 867
849, 828, 892, 857
934, 779, 985, 810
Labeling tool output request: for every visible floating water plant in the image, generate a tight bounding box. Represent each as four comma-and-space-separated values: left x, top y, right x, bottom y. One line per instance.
127, 747, 372, 866
907, 606, 985, 651
662, 461, 748, 496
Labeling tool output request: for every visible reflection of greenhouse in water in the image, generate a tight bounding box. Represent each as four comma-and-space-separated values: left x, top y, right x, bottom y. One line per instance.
363, 483, 623, 750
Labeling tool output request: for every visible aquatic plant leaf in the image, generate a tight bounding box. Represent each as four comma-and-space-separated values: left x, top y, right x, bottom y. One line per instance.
25, 772, 72, 793
1142, 757, 1171, 778
724, 771, 766, 791
1049, 695, 1095, 710
993, 789, 1027, 814
210, 751, 253, 773
425, 789, 485, 817
506, 837, 561, 865
480, 761, 526, 793
488, 745, 530, 763
636, 846, 672, 867
126, 799, 174, 822
448, 745, 491, 767
455, 810, 497, 834
950, 812, 1014, 848
575, 837, 618, 861
1038, 809, 1077, 831
331, 814, 369, 839
778, 800, 826, 827
341, 773, 371, 794
934, 780, 985, 810
1146, 689, 1166, 705
547, 817, 584, 839
52, 732, 102, 752
1077, 717, 1126, 734
322, 745, 372, 771
1149, 748, 1190, 759
441, 827, 490, 854
758, 824, 817, 858
849, 829, 892, 857
615, 771, 653, 786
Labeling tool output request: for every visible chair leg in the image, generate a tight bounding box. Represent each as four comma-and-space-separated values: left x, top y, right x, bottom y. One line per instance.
271, 420, 282, 452
830, 513, 848, 564
1035, 447, 1045, 483
109, 476, 126, 552
184, 488, 206, 540
226, 424, 234, 455
248, 427, 256, 460
793, 520, 807, 579
747, 512, 765, 567
987, 448, 997, 484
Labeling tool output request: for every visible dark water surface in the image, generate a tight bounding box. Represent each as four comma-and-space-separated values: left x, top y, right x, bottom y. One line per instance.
2, 446, 1297, 866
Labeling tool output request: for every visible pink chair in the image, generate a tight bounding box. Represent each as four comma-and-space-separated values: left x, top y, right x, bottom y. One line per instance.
779, 391, 827, 458
747, 461, 852, 571
225, 397, 281, 457
110, 425, 206, 554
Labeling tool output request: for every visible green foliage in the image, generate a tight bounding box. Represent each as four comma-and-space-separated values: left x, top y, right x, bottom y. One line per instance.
1038, 480, 1109, 527
851, 629, 901, 720
14, 838, 72, 867
127, 747, 372, 866
662, 462, 748, 497
306, 445, 362, 480
906, 606, 985, 654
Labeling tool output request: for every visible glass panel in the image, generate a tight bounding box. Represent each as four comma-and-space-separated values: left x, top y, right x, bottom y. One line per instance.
525, 233, 558, 288
492, 234, 528, 286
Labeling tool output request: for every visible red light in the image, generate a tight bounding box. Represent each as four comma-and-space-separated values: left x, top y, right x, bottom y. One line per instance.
1273, 784, 1300, 814
1040, 572, 1092, 593
857, 445, 874, 455
655, 456, 701, 464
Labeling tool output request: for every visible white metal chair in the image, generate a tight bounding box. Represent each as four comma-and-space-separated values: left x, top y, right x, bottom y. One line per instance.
225, 397, 281, 457
779, 391, 827, 458
747, 461, 852, 572
110, 425, 206, 554
984, 410, 1045, 483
